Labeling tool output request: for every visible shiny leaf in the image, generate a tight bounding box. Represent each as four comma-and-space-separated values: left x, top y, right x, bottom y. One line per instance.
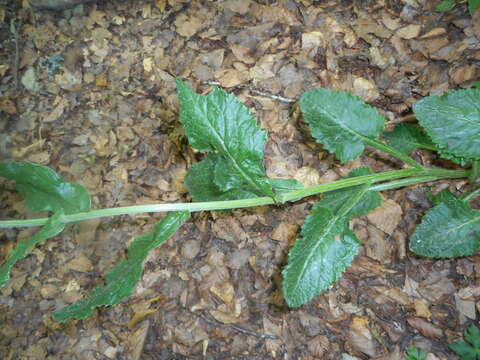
383, 123, 434, 154
177, 79, 274, 198
0, 161, 91, 214
299, 88, 385, 162
413, 88, 480, 160
410, 196, 480, 258
184, 154, 258, 201
283, 168, 379, 307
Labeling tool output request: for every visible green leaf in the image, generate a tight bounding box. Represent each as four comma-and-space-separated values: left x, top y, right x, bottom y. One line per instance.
267, 177, 304, 195
282, 168, 380, 307
449, 325, 480, 360
468, 0, 480, 15
0, 161, 91, 214
299, 88, 385, 163
437, 150, 471, 167
177, 79, 274, 198
436, 0, 456, 11
413, 88, 480, 160
410, 196, 480, 258
431, 189, 457, 205
0, 212, 65, 288
52, 211, 190, 322
184, 154, 258, 201
317, 167, 382, 217
282, 207, 359, 307
405, 345, 428, 360
465, 325, 480, 350
383, 124, 435, 154
473, 81, 480, 89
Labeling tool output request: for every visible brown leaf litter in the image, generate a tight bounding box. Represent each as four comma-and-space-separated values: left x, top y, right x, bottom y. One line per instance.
0, 0, 479, 359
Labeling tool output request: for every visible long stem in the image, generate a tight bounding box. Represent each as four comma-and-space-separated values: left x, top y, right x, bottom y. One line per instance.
363, 137, 424, 169
416, 143, 438, 151
0, 168, 469, 229
470, 160, 480, 183
462, 187, 480, 202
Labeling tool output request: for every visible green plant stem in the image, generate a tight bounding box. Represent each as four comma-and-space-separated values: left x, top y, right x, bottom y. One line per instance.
417, 143, 439, 151
462, 187, 480, 202
368, 176, 439, 192
363, 137, 424, 169
470, 160, 480, 182
0, 168, 470, 229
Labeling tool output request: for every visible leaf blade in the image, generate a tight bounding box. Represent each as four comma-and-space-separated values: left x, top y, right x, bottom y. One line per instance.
410, 197, 480, 258
299, 89, 385, 162
184, 154, 258, 201
0, 161, 91, 214
435, 0, 456, 11
383, 123, 435, 154
413, 88, 480, 160
469, 0, 480, 15
282, 168, 380, 307
52, 211, 190, 322
177, 79, 274, 198
282, 207, 359, 307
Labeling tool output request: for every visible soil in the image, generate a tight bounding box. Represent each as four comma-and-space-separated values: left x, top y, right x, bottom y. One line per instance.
0, 0, 479, 359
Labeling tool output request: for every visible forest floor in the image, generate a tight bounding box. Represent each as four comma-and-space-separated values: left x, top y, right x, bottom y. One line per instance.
0, 0, 479, 359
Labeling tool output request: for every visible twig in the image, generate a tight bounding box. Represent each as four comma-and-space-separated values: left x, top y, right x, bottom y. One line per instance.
11, 18, 22, 93
195, 310, 279, 340
249, 88, 295, 103
200, 80, 295, 103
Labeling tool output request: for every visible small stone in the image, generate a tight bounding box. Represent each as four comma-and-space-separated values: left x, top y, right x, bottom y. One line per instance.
181, 239, 200, 260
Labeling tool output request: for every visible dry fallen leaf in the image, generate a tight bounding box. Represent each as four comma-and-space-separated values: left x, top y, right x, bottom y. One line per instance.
413, 298, 432, 318
95, 74, 109, 87
0, 98, 17, 115
397, 24, 422, 39
366, 199, 403, 235
128, 309, 158, 329
174, 13, 204, 37
406, 317, 443, 338
294, 167, 321, 187
127, 320, 150, 360
420, 27, 446, 39
67, 254, 94, 273
347, 317, 379, 357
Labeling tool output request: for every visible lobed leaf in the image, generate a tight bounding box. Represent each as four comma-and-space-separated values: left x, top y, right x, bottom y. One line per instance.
405, 346, 428, 360
184, 154, 258, 201
410, 196, 480, 258
430, 188, 457, 205
435, 0, 456, 11
383, 123, 434, 154
413, 88, 480, 161
299, 88, 385, 163
0, 212, 65, 288
177, 79, 274, 199
0, 161, 91, 214
52, 211, 190, 322
449, 324, 480, 360
282, 167, 381, 307
469, 0, 480, 15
